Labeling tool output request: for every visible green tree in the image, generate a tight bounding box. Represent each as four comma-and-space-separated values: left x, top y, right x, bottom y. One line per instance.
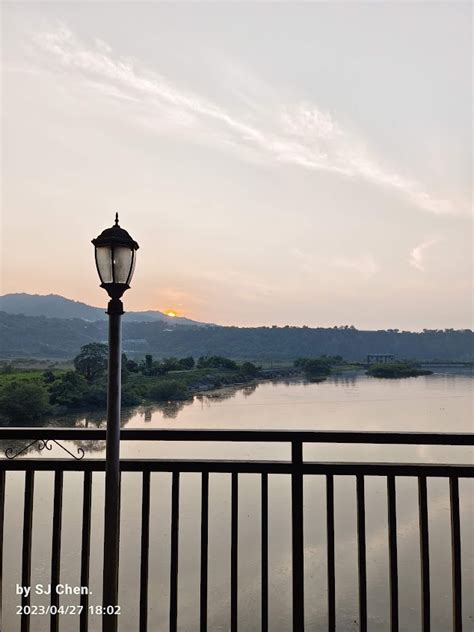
121, 384, 142, 406
74, 343, 108, 382
161, 357, 195, 371
125, 358, 139, 372
121, 353, 130, 383
178, 356, 195, 369
162, 357, 182, 372
0, 381, 51, 422
241, 361, 259, 376
141, 354, 165, 376
50, 371, 89, 407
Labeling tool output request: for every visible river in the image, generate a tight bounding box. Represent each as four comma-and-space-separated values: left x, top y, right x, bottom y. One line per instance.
2, 369, 473, 631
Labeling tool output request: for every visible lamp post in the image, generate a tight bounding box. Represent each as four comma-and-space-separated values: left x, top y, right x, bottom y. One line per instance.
92, 213, 139, 632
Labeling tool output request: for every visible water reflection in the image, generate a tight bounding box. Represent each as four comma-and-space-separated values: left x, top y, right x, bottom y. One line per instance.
2, 371, 472, 463
1, 371, 473, 631
331, 373, 358, 387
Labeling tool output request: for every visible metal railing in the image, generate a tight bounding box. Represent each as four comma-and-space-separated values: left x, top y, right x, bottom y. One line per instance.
0, 427, 472, 632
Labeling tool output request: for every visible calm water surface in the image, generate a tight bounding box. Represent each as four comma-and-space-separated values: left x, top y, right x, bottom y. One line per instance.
3, 370, 473, 631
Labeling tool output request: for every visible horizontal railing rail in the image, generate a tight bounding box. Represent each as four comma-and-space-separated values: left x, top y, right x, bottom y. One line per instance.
0, 427, 473, 444
0, 428, 472, 632
0, 458, 473, 477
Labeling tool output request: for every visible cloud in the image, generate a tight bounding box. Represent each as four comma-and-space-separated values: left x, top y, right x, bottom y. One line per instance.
331, 254, 379, 279
30, 25, 467, 216
409, 237, 440, 271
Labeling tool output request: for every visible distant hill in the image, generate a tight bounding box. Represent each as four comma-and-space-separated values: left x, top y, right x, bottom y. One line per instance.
0, 293, 205, 326
0, 310, 472, 361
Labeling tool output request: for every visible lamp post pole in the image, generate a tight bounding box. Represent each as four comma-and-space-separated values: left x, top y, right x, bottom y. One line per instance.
102, 297, 123, 631
92, 214, 139, 632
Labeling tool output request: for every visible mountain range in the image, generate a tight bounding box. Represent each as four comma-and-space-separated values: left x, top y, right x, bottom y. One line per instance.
0, 293, 205, 326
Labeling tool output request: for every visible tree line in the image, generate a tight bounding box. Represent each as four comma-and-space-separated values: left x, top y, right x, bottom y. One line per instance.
1, 310, 472, 361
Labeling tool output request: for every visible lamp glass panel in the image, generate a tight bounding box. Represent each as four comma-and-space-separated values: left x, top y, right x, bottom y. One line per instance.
127, 250, 137, 285
95, 246, 113, 284
112, 246, 133, 284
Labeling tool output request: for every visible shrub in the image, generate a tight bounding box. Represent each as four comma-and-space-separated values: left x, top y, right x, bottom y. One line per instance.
122, 384, 142, 406
367, 362, 432, 378
148, 380, 188, 401
0, 380, 51, 422
42, 370, 56, 384
295, 358, 331, 376
82, 384, 107, 408
197, 356, 237, 370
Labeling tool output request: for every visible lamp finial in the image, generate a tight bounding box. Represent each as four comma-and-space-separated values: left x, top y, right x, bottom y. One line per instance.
114, 212, 119, 226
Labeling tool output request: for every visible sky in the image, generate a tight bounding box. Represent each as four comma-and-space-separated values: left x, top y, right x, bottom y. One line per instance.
1, 1, 472, 330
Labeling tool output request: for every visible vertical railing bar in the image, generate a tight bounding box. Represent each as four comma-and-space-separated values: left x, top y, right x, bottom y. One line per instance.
80, 471, 92, 632
139, 471, 151, 632
356, 475, 367, 632
0, 471, 5, 627
387, 475, 399, 632
231, 472, 239, 632
418, 475, 430, 632
261, 472, 268, 632
169, 471, 180, 632
326, 474, 335, 632
50, 470, 64, 632
200, 471, 209, 632
449, 477, 462, 632
292, 441, 304, 631
21, 470, 35, 632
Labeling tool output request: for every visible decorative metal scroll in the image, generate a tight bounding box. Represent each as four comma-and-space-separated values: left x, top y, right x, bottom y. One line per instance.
5, 439, 85, 460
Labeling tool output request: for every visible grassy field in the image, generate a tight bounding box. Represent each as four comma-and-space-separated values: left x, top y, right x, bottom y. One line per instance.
0, 368, 63, 386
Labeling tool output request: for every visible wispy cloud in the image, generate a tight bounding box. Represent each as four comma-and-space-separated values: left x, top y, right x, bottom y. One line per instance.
409, 237, 440, 271
30, 25, 466, 216
331, 254, 379, 279
290, 248, 379, 280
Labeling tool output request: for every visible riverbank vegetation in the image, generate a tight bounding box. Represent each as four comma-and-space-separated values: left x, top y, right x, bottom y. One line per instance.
0, 344, 278, 423
0, 348, 438, 424
367, 362, 433, 378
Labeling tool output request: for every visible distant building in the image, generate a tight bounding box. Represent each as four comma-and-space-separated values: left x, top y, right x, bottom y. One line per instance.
367, 354, 395, 365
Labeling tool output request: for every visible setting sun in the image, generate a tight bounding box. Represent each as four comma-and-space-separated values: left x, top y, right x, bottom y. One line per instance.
165, 310, 177, 318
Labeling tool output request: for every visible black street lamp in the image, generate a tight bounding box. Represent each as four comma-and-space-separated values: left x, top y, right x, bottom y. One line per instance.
92, 213, 139, 631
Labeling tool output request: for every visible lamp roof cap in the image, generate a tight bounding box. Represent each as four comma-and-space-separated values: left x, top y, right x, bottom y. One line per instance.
92, 213, 139, 250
